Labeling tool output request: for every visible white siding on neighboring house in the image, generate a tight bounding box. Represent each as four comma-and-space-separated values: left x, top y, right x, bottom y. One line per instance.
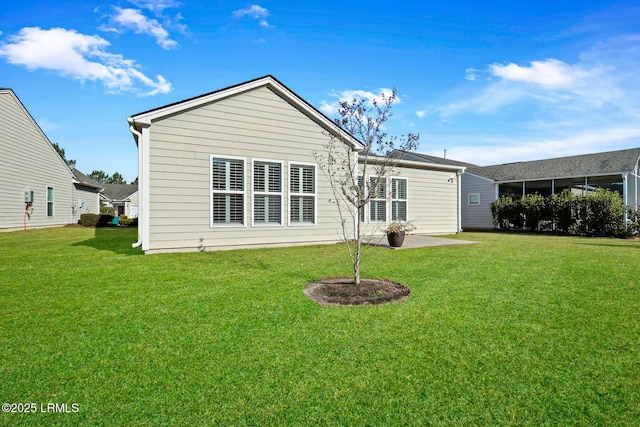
461, 172, 496, 229
0, 89, 76, 230
71, 185, 101, 224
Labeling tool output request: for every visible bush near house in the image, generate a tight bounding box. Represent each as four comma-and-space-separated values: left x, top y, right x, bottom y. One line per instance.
80, 213, 115, 227
627, 204, 640, 236
491, 188, 626, 237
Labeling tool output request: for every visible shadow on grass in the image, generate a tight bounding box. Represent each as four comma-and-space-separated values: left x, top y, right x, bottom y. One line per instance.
73, 226, 144, 256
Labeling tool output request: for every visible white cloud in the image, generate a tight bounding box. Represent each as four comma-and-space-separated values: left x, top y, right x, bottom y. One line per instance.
0, 27, 172, 96
488, 58, 599, 90
465, 67, 480, 81
233, 5, 272, 27
320, 88, 400, 115
432, 126, 640, 166
109, 7, 178, 49
128, 0, 181, 15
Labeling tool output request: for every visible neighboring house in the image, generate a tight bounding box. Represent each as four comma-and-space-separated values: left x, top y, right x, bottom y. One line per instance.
100, 184, 139, 218
0, 88, 101, 231
403, 148, 640, 229
71, 168, 103, 221
128, 75, 465, 254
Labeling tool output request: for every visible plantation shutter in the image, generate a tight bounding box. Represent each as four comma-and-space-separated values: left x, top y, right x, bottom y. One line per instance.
211, 157, 245, 226
253, 161, 282, 225
290, 164, 316, 224
391, 178, 408, 221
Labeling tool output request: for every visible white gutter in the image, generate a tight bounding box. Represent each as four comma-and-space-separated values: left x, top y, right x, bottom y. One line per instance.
128, 121, 143, 248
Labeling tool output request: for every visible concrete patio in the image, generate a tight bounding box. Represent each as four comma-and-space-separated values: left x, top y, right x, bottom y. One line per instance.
367, 234, 478, 249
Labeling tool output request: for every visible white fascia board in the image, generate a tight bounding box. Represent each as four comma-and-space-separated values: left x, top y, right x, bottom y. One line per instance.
360, 155, 466, 173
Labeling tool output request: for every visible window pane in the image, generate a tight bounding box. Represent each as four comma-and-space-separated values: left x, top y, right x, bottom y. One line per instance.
254, 164, 266, 192
392, 201, 407, 221
268, 164, 281, 192
392, 179, 407, 199
370, 200, 386, 222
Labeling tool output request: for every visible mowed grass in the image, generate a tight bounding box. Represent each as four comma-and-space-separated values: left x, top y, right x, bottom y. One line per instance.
0, 227, 638, 426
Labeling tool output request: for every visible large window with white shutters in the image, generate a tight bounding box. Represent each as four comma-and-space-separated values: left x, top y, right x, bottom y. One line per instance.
211, 156, 245, 227
289, 163, 316, 225
391, 178, 408, 221
253, 160, 283, 226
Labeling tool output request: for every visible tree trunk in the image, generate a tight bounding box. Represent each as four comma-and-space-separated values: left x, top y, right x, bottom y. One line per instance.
354, 208, 362, 286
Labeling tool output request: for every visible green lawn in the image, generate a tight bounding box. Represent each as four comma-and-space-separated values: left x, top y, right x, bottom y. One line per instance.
0, 227, 638, 426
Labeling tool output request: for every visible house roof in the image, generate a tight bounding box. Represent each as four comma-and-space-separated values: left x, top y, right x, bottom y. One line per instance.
71, 168, 103, 190
470, 147, 640, 182
128, 75, 364, 151
396, 150, 479, 169
101, 184, 138, 201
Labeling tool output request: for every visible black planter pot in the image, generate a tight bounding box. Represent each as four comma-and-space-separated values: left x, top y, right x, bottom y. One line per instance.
387, 231, 405, 248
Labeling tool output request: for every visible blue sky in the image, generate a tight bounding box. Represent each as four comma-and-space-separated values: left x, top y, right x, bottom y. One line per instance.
2, 1, 639, 182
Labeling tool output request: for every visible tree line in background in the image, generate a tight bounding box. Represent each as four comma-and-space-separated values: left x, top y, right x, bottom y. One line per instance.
52, 142, 137, 185
490, 188, 640, 237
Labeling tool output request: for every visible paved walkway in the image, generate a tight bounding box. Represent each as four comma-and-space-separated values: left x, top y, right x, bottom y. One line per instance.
367, 234, 478, 249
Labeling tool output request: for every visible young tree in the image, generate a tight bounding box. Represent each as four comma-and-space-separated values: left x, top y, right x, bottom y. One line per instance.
314, 89, 419, 286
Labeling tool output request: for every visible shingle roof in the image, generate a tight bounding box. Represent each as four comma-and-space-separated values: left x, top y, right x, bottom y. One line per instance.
72, 168, 103, 190
470, 148, 640, 182
101, 184, 138, 201
397, 151, 479, 168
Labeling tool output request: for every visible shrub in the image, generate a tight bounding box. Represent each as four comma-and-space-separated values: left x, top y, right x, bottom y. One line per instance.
490, 188, 626, 237
119, 218, 133, 226
521, 193, 546, 231
97, 214, 114, 227
100, 206, 115, 216
583, 189, 625, 237
627, 204, 640, 236
80, 213, 100, 227
491, 196, 523, 230
549, 190, 577, 233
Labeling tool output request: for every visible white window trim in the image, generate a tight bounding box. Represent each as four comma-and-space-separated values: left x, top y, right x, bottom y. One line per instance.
368, 175, 388, 223
46, 186, 55, 217
210, 155, 247, 228
288, 161, 317, 226
468, 193, 480, 205
391, 177, 409, 222
251, 158, 284, 227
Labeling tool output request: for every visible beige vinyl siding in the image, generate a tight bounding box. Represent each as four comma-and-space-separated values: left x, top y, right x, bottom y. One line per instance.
356, 164, 459, 236
0, 90, 75, 230
461, 172, 496, 229
144, 86, 345, 252
71, 186, 101, 223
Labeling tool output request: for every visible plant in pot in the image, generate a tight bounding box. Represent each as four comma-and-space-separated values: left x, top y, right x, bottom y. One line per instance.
382, 221, 416, 248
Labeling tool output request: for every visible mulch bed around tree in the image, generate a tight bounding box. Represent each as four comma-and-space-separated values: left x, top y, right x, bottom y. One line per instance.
304, 277, 410, 306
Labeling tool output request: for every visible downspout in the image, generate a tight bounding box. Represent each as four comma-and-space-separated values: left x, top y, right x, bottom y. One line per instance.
457, 169, 463, 233
623, 173, 628, 229
129, 122, 143, 248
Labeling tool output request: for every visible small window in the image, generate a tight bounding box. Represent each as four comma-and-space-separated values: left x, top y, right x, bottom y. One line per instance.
290, 163, 316, 225
46, 187, 54, 217
468, 193, 480, 205
253, 160, 282, 225
211, 156, 245, 226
